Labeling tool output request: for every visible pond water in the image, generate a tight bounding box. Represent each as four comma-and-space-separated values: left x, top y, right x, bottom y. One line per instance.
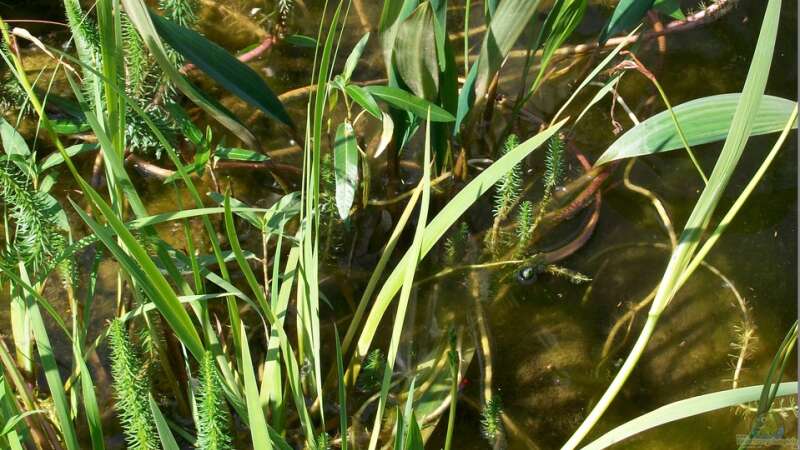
0, 0, 797, 449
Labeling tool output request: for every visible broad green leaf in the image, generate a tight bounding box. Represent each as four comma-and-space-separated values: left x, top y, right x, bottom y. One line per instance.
394, 2, 439, 99
334, 122, 359, 220
582, 383, 797, 450
120, 0, 259, 149
344, 84, 382, 119
404, 414, 424, 450
365, 86, 455, 122
653, 0, 684, 20
595, 94, 797, 165
342, 32, 370, 82
40, 143, 97, 171
149, 12, 293, 128
599, 0, 655, 44
0, 117, 30, 156
215, 146, 270, 162
285, 34, 318, 48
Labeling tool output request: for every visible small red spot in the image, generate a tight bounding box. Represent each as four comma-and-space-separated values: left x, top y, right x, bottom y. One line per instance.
459, 378, 470, 390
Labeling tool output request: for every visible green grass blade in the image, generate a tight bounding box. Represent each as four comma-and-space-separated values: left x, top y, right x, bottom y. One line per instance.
149, 395, 180, 450
367, 110, 433, 450
599, 0, 654, 44
595, 94, 797, 165
563, 0, 783, 446
240, 324, 273, 450
346, 119, 566, 383
582, 382, 798, 450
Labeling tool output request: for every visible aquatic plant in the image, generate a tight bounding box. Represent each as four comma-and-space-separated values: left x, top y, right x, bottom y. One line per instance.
108, 319, 159, 450
0, 0, 795, 449
196, 352, 233, 450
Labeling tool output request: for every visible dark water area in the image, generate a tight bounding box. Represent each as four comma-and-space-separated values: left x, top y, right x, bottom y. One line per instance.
0, 0, 797, 449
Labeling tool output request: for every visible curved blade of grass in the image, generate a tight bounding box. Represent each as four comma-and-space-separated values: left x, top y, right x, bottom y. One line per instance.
582, 382, 797, 450
335, 327, 348, 450
240, 324, 273, 450
27, 298, 80, 450
595, 94, 797, 165
563, 0, 782, 447
344, 118, 566, 385
148, 395, 179, 450
365, 86, 455, 121
334, 122, 359, 220
367, 110, 433, 450
552, 26, 640, 124
70, 199, 205, 359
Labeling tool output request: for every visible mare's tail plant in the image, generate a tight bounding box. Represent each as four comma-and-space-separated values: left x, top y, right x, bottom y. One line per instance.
480, 395, 503, 445
196, 351, 233, 450
528, 133, 565, 237
488, 134, 522, 252
108, 319, 159, 450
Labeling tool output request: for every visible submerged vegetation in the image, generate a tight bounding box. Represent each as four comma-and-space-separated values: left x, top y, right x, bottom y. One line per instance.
0, 0, 797, 449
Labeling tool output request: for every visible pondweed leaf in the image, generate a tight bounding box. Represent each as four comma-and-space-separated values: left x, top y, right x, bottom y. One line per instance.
149, 11, 293, 128
365, 86, 454, 122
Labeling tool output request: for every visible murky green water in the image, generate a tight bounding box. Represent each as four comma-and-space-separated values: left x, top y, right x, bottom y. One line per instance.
1, 0, 797, 449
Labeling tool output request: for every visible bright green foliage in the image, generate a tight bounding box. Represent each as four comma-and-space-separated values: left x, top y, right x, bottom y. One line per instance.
444, 222, 469, 264
544, 134, 565, 189
108, 319, 158, 450
315, 432, 330, 450
63, 0, 101, 104
356, 349, 385, 393
196, 352, 233, 450
493, 134, 522, 219
480, 396, 503, 443
515, 200, 534, 249
159, 0, 198, 28
0, 162, 65, 269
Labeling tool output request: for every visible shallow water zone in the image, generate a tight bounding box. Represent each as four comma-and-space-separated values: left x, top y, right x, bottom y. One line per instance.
0, 0, 797, 449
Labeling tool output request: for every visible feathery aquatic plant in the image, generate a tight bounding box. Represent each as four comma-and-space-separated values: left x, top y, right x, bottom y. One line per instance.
108, 319, 158, 450
487, 135, 522, 252
356, 349, 385, 393
515, 200, 534, 254
159, 0, 198, 28
444, 222, 469, 265
492, 134, 522, 219
480, 395, 503, 443
0, 162, 65, 269
196, 352, 233, 450
527, 133, 566, 238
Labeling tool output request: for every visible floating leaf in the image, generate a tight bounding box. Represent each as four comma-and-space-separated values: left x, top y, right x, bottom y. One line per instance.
215, 146, 270, 162
285, 34, 318, 48
595, 94, 797, 165
334, 122, 359, 220
365, 86, 455, 122
149, 11, 293, 128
